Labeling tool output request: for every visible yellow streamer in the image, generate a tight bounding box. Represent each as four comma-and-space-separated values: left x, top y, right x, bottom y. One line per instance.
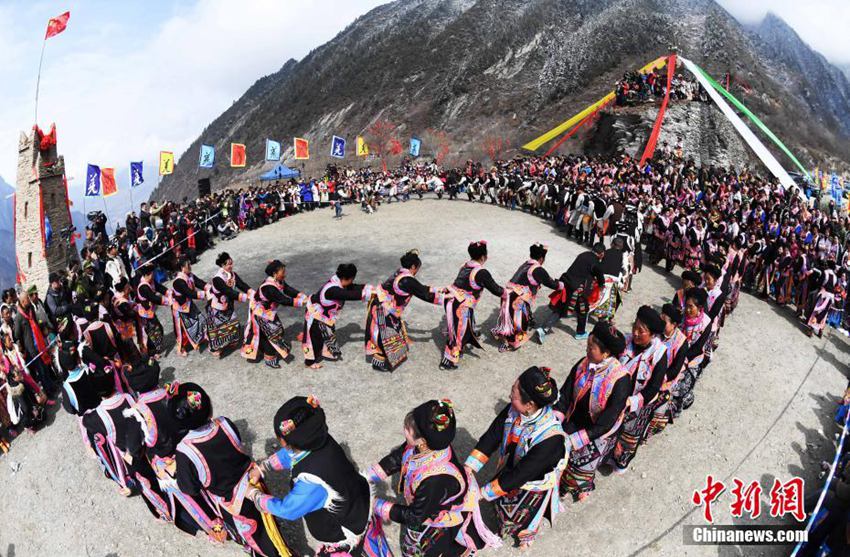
522, 55, 669, 152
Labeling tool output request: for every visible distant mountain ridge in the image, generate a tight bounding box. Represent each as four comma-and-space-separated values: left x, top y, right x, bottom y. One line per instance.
153, 0, 850, 200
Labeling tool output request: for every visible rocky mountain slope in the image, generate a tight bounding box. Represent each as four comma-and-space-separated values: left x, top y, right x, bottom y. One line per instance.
153, 0, 850, 200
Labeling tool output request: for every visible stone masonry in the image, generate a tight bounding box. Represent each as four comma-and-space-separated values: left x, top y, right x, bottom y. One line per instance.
14, 126, 78, 292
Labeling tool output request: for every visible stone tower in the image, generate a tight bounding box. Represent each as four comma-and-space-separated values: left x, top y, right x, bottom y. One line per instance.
15, 125, 78, 291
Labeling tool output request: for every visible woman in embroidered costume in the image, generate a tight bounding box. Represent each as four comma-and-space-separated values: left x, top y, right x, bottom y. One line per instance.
247, 396, 373, 556
440, 241, 503, 370
610, 306, 668, 472
664, 214, 688, 273
670, 288, 713, 415
645, 303, 689, 439
242, 260, 308, 369
206, 252, 252, 358
365, 250, 445, 372
805, 259, 838, 338
368, 399, 500, 557
556, 322, 629, 501
170, 257, 208, 357
671, 270, 701, 315
111, 278, 146, 363
135, 264, 170, 358
1, 333, 47, 432
124, 366, 232, 542
170, 382, 292, 556
465, 366, 566, 549
302, 264, 373, 370
491, 244, 563, 353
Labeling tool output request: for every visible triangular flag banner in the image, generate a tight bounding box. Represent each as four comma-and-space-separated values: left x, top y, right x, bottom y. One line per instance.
159, 151, 174, 175
294, 138, 310, 160
409, 137, 421, 157
85, 164, 101, 196
231, 143, 247, 167
101, 168, 118, 197
265, 139, 281, 161
356, 136, 369, 157
45, 11, 70, 39
199, 145, 215, 168
331, 136, 346, 158
130, 161, 144, 187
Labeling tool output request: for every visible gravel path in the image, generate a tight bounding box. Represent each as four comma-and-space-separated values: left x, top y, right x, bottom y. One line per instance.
1, 198, 846, 557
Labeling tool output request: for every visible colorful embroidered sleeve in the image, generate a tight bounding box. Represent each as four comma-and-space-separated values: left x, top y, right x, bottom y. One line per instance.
464, 449, 489, 473
374, 498, 394, 523
254, 479, 327, 521
365, 463, 388, 484
266, 448, 292, 472
568, 430, 590, 451
480, 479, 507, 501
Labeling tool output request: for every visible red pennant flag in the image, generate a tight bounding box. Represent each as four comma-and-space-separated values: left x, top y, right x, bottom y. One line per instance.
231, 143, 246, 167
294, 138, 310, 160
45, 11, 70, 39
101, 168, 118, 197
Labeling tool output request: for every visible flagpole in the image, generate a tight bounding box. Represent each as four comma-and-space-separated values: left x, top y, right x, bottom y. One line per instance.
129, 167, 135, 214
34, 38, 47, 124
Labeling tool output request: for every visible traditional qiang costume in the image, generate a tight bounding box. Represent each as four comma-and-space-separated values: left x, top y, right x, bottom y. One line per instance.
242, 273, 308, 368
111, 286, 145, 363
370, 400, 500, 557
170, 271, 208, 355
206, 266, 252, 356
670, 288, 713, 414
610, 307, 668, 471
491, 245, 562, 353
251, 396, 373, 556
171, 383, 292, 557
684, 222, 706, 271
124, 368, 227, 541
440, 242, 503, 370
466, 367, 566, 548
806, 265, 838, 338
556, 323, 629, 499
302, 271, 372, 367
365, 253, 445, 372
665, 219, 688, 272
646, 304, 689, 438
136, 273, 170, 356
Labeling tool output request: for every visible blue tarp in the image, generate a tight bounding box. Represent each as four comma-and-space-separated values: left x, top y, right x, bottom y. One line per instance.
259, 164, 300, 181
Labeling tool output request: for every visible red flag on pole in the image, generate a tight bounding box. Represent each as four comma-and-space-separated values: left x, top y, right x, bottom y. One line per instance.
101, 168, 118, 197
45, 11, 70, 39
230, 143, 247, 167
294, 138, 310, 160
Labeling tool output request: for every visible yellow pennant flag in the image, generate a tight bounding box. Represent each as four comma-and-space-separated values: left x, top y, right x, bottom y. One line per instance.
356, 136, 369, 157
159, 151, 174, 176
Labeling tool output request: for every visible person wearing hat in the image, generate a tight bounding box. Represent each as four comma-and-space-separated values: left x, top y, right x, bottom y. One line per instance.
169, 257, 210, 358
105, 241, 129, 289
492, 244, 563, 353
439, 240, 503, 370
206, 252, 253, 359
170, 383, 291, 556
805, 258, 839, 338
301, 264, 374, 370
246, 396, 371, 555
556, 321, 630, 501
241, 259, 307, 369
671, 288, 713, 414
135, 264, 169, 358
538, 242, 605, 343
684, 216, 706, 271
672, 269, 702, 315
368, 399, 500, 556
610, 306, 669, 472
13, 284, 56, 396
465, 367, 567, 549
646, 303, 690, 439
364, 250, 446, 372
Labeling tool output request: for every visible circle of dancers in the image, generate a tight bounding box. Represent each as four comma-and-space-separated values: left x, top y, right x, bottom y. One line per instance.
54, 215, 744, 557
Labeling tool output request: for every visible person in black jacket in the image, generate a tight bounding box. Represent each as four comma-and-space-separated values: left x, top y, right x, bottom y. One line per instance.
369, 399, 500, 556
242, 260, 307, 369
248, 396, 372, 555
537, 242, 606, 343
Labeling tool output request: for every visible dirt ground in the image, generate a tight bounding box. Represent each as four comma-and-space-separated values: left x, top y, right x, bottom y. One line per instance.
1, 198, 846, 557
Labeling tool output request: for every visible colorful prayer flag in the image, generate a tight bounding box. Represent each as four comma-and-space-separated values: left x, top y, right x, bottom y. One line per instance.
231, 143, 247, 167
43, 213, 52, 249
159, 151, 174, 176
199, 144, 215, 168
101, 168, 118, 197
265, 139, 281, 162
357, 136, 369, 157
130, 161, 144, 187
85, 164, 101, 197
45, 11, 70, 39
409, 137, 421, 157
331, 136, 346, 158
294, 138, 309, 160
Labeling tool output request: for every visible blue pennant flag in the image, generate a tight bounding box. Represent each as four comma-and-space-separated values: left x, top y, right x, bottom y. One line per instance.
85, 164, 101, 197
199, 144, 215, 168
409, 137, 421, 157
265, 139, 281, 161
130, 161, 144, 188
44, 213, 52, 249
331, 136, 346, 159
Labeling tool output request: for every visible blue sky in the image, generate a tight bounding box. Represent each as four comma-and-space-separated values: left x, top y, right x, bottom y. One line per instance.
0, 0, 847, 221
